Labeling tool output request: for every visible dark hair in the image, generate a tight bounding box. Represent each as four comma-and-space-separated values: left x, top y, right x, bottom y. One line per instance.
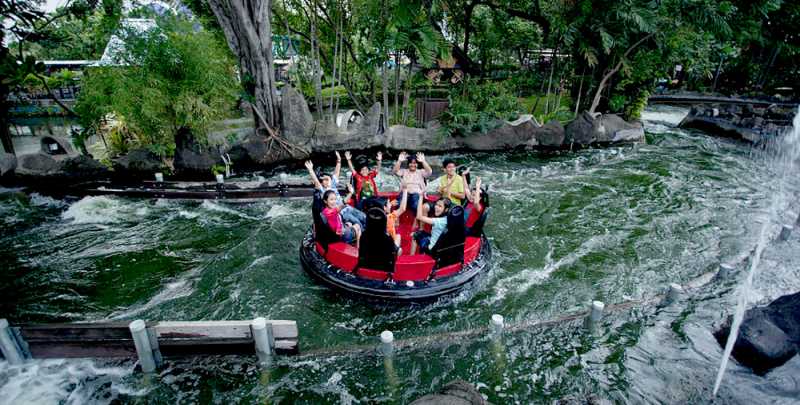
356, 156, 370, 172
322, 189, 337, 202
435, 197, 452, 216
442, 159, 456, 168
407, 155, 419, 165
318, 171, 331, 180
479, 187, 489, 207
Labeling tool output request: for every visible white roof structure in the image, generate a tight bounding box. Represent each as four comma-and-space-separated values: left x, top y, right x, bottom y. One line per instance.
96, 18, 158, 66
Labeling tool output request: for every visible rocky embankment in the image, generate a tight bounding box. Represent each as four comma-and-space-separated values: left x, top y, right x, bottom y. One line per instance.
714, 291, 800, 375
2, 87, 645, 182
679, 103, 795, 143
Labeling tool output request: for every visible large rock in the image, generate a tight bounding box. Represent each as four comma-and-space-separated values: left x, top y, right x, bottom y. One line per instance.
385, 124, 458, 151
173, 128, 223, 175
462, 119, 540, 151
679, 104, 793, 143
112, 148, 164, 176
311, 104, 386, 153
59, 155, 110, 179
534, 120, 566, 147
410, 380, 487, 405
714, 291, 800, 375
565, 112, 644, 146
40, 136, 77, 156
0, 153, 16, 177
281, 86, 314, 146
17, 152, 60, 175
227, 130, 309, 169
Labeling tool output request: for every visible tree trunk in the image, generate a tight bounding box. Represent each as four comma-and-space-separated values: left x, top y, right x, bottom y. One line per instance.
382, 62, 390, 129
329, 7, 340, 118
0, 115, 14, 155
712, 56, 724, 93
394, 52, 400, 123
207, 0, 280, 130
574, 67, 585, 116
757, 45, 780, 89
401, 60, 412, 124
310, 0, 323, 111
589, 33, 653, 115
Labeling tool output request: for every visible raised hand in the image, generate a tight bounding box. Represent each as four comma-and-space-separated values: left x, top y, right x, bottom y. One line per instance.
416, 152, 425, 162
398, 151, 407, 161
304, 160, 313, 170
346, 183, 354, 194
344, 151, 352, 161
376, 151, 383, 161
334, 151, 341, 161
462, 167, 470, 176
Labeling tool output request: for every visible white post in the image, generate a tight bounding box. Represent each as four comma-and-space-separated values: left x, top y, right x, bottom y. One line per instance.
717, 263, 735, 280
490, 314, 504, 335
586, 301, 605, 329
251, 317, 274, 366
215, 174, 225, 184
779, 224, 792, 241
154, 172, 164, 183
667, 283, 683, 304
129, 320, 156, 373
279, 173, 288, 184
0, 319, 24, 365
380, 330, 394, 356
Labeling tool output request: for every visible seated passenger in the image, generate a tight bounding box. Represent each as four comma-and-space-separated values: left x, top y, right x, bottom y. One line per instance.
393, 151, 432, 228
431, 205, 466, 267
345, 150, 382, 208
434, 159, 466, 205
358, 208, 399, 272
384, 182, 409, 252
312, 190, 340, 251
411, 195, 452, 255
462, 173, 490, 236
305, 156, 366, 229
321, 188, 361, 247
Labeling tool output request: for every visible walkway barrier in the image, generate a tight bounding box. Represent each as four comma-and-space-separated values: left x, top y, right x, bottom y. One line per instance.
0, 319, 298, 373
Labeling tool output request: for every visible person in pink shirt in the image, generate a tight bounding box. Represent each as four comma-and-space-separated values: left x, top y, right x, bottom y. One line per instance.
393, 151, 432, 228
321, 187, 361, 247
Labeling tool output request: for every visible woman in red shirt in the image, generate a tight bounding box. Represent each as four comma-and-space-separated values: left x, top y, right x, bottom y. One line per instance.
321, 187, 361, 246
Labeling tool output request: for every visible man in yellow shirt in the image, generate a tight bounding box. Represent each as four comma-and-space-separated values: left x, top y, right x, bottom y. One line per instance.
435, 159, 465, 205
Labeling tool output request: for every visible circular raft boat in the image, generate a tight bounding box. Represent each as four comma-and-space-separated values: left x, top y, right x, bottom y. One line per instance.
299, 192, 491, 302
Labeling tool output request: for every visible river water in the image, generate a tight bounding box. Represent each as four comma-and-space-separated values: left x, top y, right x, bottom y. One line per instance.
1, 105, 799, 404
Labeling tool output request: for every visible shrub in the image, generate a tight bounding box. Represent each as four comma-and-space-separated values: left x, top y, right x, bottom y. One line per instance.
439, 79, 521, 136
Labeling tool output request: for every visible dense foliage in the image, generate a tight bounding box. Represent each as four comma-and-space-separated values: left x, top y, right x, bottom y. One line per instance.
74, 21, 238, 157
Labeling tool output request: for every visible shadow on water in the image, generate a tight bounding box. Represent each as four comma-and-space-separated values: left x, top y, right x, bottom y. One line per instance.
1, 105, 799, 403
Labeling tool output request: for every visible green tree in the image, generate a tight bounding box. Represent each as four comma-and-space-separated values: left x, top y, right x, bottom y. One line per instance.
74, 21, 239, 157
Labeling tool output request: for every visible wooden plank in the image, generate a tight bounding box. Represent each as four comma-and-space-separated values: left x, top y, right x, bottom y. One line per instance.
20, 323, 133, 341
153, 320, 297, 340
27, 341, 136, 358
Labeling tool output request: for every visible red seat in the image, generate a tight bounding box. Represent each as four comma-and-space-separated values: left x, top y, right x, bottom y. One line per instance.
464, 237, 481, 264
433, 263, 462, 278
356, 268, 390, 281
393, 255, 436, 281
315, 242, 325, 256
325, 242, 358, 273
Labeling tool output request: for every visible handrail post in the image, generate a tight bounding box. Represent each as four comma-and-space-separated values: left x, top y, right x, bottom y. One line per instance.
0, 319, 25, 365
251, 317, 274, 366
129, 320, 156, 373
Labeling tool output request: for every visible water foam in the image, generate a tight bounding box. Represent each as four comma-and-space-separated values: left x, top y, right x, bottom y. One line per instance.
61, 196, 125, 224
713, 107, 800, 396
0, 359, 143, 405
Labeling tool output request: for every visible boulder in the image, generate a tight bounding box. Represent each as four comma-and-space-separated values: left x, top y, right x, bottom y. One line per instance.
461, 119, 540, 151
59, 155, 110, 179
227, 130, 309, 169
17, 152, 60, 175
714, 291, 800, 375
173, 128, 223, 175
565, 111, 598, 145
0, 153, 17, 177
410, 380, 487, 405
535, 120, 566, 147
112, 148, 164, 176
385, 125, 458, 151
281, 86, 315, 146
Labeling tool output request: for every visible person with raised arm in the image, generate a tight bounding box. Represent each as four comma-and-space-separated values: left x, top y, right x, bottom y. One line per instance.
410, 189, 452, 255
305, 154, 365, 228
345, 151, 382, 208
461, 170, 490, 236
383, 181, 409, 252
393, 151, 432, 228
320, 184, 361, 247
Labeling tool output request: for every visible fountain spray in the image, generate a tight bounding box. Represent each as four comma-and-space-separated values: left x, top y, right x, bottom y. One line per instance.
712, 107, 800, 396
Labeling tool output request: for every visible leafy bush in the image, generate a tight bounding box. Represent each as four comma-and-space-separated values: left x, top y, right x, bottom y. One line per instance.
74, 20, 239, 158
439, 79, 521, 136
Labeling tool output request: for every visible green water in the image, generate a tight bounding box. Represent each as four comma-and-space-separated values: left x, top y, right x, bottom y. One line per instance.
1, 106, 799, 403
